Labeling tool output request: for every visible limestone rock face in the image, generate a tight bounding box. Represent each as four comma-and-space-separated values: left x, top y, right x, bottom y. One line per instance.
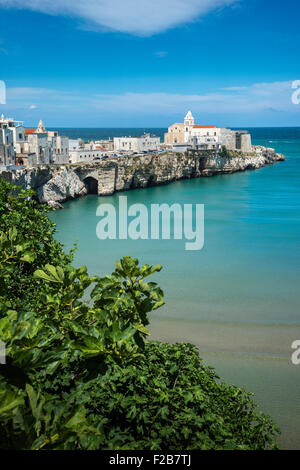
36, 167, 85, 203
47, 200, 64, 210
0, 147, 285, 207
0, 167, 52, 189
96, 164, 117, 196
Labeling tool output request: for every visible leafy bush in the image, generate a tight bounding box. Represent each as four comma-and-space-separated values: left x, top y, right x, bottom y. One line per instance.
0, 181, 72, 311
0, 180, 279, 450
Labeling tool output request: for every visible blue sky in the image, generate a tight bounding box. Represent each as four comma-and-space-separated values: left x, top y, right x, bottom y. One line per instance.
0, 0, 299, 127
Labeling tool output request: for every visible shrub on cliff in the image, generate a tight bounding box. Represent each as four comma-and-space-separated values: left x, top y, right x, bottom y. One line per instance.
0, 179, 279, 450
0, 180, 73, 312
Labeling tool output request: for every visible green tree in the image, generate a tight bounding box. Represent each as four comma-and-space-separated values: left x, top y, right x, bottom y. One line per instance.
0, 180, 280, 450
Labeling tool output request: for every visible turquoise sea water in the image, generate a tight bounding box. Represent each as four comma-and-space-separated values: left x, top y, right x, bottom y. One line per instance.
50, 128, 300, 449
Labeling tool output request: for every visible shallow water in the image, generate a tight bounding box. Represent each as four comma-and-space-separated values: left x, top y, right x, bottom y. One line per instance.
51, 128, 300, 449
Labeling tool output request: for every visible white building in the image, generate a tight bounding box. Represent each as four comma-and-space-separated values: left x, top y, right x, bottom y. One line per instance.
69, 139, 84, 151
48, 131, 69, 164
69, 138, 107, 163
220, 128, 252, 153
68, 138, 114, 163
25, 128, 52, 165
0, 114, 28, 166
6, 119, 26, 154
114, 133, 160, 153
0, 116, 70, 167
184, 111, 222, 148
84, 140, 114, 152
0, 115, 15, 167
93, 140, 114, 151
165, 112, 222, 150
37, 121, 69, 164
189, 135, 222, 151
69, 148, 106, 164
23, 120, 69, 166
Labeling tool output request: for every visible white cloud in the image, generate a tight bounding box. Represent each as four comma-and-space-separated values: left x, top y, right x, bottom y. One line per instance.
6, 81, 296, 113
221, 86, 248, 91
0, 0, 238, 35
29, 105, 37, 109
5, 81, 296, 112
89, 81, 296, 114
3, 80, 299, 126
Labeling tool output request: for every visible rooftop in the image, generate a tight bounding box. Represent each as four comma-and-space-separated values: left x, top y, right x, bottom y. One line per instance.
193, 125, 217, 129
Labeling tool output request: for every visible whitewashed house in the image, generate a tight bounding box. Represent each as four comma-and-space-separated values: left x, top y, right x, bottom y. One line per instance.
114, 133, 160, 153
69, 139, 84, 151
0, 115, 15, 167
25, 129, 52, 165
23, 120, 69, 166
69, 148, 106, 164
48, 131, 69, 164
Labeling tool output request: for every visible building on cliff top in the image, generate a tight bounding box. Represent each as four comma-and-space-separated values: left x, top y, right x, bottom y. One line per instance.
0, 114, 15, 167
68, 138, 111, 164
164, 111, 252, 153
114, 133, 160, 154
21, 120, 70, 167
0, 115, 70, 167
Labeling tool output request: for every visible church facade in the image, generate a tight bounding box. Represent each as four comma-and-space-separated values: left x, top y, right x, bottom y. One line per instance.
164, 111, 221, 149
164, 111, 252, 153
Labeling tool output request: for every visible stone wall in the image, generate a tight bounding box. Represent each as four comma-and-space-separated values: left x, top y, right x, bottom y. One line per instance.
0, 147, 285, 208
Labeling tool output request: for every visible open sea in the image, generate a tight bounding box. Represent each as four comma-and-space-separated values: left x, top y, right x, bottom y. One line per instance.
50, 127, 300, 449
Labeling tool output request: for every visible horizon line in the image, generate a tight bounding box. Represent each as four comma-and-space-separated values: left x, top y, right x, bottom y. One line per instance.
40, 125, 300, 129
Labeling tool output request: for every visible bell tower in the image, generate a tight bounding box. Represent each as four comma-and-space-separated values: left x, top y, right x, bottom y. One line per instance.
184, 111, 194, 129
184, 111, 194, 143
36, 120, 46, 134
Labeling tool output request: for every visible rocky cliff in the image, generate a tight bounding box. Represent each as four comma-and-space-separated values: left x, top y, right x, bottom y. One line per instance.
0, 147, 285, 208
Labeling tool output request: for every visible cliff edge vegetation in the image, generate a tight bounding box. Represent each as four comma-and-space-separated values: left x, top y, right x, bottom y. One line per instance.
0, 180, 279, 450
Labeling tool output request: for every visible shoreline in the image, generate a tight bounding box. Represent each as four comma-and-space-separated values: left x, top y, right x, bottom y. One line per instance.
0, 146, 285, 209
